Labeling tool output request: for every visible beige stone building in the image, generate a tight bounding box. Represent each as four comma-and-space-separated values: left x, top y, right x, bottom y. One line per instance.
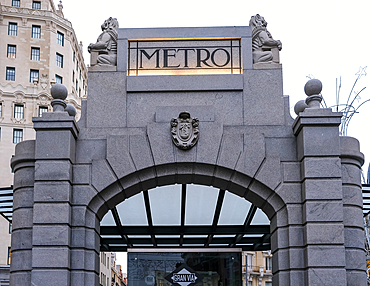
0, 215, 11, 266
100, 252, 112, 286
0, 214, 11, 286
0, 0, 87, 188
243, 251, 272, 286
111, 253, 126, 286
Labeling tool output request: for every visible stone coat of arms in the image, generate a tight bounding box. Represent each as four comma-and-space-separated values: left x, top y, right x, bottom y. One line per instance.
171, 112, 199, 150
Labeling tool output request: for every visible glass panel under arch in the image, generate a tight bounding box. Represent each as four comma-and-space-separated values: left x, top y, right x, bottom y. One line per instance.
149, 184, 181, 225
100, 210, 115, 226
185, 184, 219, 225
218, 191, 251, 225
117, 192, 148, 225
250, 208, 270, 225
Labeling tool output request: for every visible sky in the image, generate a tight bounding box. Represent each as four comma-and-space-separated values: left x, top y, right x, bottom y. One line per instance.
57, 0, 370, 270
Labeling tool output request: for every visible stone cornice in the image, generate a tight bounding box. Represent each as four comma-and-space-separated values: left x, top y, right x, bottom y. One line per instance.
1, 5, 72, 30
292, 108, 342, 136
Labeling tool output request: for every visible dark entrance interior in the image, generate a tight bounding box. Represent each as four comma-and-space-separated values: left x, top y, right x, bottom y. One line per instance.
127, 251, 242, 286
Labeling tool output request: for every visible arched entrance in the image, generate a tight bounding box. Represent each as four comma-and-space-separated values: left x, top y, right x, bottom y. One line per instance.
9, 24, 366, 286
85, 163, 289, 286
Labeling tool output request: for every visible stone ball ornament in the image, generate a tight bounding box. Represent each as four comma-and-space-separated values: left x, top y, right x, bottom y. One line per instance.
304, 79, 322, 96
50, 83, 68, 100
294, 100, 308, 115
65, 104, 77, 117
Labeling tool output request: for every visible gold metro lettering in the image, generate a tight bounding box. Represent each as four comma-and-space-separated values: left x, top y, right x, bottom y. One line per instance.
139, 48, 231, 69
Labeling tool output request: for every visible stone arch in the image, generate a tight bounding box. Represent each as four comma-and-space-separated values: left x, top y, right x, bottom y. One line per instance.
79, 161, 292, 285
87, 162, 287, 224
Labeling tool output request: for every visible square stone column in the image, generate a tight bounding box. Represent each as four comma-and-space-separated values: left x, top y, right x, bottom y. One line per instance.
293, 108, 348, 285
30, 112, 79, 286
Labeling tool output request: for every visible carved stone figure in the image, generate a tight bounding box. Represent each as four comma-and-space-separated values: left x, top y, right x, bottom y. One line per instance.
249, 14, 282, 64
171, 112, 199, 150
40, 74, 48, 89
88, 17, 118, 66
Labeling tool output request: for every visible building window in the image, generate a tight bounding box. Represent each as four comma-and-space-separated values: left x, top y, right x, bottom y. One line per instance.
57, 31, 64, 46
32, 25, 41, 38
72, 71, 75, 82
30, 69, 39, 83
7, 248, 11, 265
265, 283, 272, 286
31, 47, 40, 61
79, 88, 81, 97
32, 1, 41, 9
266, 257, 272, 271
76, 60, 78, 71
73, 51, 75, 62
14, 104, 24, 119
0, 103, 2, 117
13, 129, 23, 144
38, 106, 48, 117
12, 0, 20, 7
8, 22, 17, 36
55, 75, 63, 84
76, 80, 78, 91
7, 45, 16, 58
6, 67, 15, 81
246, 254, 252, 271
56, 53, 63, 68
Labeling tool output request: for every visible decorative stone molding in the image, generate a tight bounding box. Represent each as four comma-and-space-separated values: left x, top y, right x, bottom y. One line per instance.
39, 74, 49, 90
249, 14, 282, 69
37, 93, 52, 106
22, 17, 27, 26
88, 17, 118, 68
170, 112, 199, 150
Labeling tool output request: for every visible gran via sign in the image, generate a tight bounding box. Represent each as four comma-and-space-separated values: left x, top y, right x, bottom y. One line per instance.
128, 39, 242, 76
165, 264, 203, 286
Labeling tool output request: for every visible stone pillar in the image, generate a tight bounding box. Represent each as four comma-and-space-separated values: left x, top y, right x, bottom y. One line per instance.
29, 85, 79, 285
293, 80, 347, 285
10, 140, 36, 285
340, 136, 366, 284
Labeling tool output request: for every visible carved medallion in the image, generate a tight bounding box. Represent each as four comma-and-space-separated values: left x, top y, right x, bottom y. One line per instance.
171, 112, 199, 150
40, 74, 48, 90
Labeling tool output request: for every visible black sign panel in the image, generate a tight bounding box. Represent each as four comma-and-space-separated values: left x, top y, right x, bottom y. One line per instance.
128, 39, 242, 76
165, 264, 203, 286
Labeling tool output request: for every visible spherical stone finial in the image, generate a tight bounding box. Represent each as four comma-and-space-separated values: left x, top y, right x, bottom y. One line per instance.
304, 79, 322, 96
294, 100, 308, 115
65, 104, 77, 117
50, 83, 68, 100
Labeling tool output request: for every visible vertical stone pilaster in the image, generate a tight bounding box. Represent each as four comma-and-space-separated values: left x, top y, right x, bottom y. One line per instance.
30, 112, 79, 286
340, 136, 367, 284
293, 108, 347, 285
9, 140, 36, 285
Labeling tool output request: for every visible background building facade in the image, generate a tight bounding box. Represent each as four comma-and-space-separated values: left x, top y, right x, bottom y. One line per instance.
0, 0, 87, 188
0, 1, 87, 284
243, 251, 272, 286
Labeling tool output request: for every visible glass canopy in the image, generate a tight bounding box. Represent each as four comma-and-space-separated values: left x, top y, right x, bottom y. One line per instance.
100, 184, 270, 251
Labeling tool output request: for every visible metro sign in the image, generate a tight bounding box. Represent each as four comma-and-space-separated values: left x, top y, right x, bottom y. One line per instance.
165, 264, 203, 286
128, 39, 242, 76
